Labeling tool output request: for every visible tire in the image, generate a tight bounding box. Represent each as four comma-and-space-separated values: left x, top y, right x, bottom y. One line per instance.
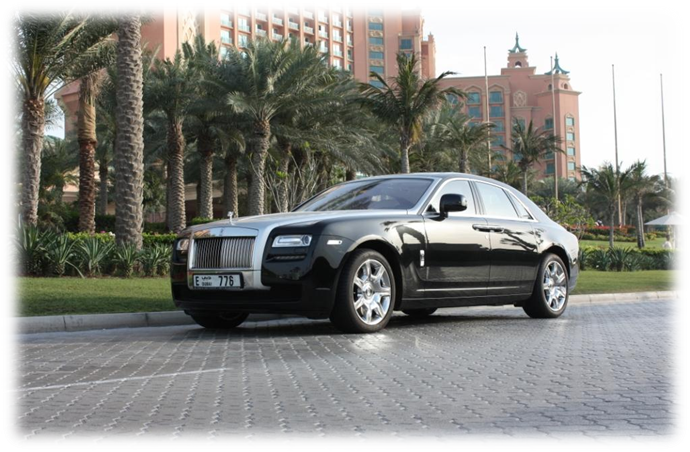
330, 249, 396, 333
402, 308, 437, 318
190, 312, 249, 329
523, 253, 569, 319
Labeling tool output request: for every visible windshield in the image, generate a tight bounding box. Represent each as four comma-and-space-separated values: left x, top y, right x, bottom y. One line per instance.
296, 178, 434, 212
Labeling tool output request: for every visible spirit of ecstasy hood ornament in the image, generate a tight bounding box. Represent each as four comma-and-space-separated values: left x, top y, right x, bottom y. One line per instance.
227, 211, 235, 225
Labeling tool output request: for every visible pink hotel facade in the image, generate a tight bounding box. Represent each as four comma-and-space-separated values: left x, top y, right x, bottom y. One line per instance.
439, 35, 582, 180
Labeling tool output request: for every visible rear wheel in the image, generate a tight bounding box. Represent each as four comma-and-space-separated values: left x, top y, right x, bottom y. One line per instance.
523, 253, 569, 319
190, 312, 249, 329
402, 308, 437, 318
330, 249, 395, 333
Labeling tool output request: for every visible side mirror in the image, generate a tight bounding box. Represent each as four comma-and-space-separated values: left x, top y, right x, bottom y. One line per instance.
440, 194, 468, 218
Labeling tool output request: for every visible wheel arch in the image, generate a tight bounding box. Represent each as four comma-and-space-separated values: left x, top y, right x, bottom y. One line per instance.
542, 245, 571, 277
344, 238, 404, 310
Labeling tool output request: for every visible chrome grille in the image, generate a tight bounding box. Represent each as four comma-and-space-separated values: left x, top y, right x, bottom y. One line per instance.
192, 237, 255, 269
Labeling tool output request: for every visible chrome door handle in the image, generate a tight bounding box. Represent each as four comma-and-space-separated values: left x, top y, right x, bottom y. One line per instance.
472, 224, 492, 232
487, 225, 505, 233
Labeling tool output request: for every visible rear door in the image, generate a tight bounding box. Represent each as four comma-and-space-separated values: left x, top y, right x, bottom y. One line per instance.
421, 179, 491, 299
472, 181, 540, 296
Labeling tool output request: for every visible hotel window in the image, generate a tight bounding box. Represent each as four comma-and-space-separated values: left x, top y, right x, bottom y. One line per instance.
333, 59, 342, 69
238, 34, 248, 47
492, 120, 504, 132
568, 162, 576, 171
221, 30, 232, 44
566, 132, 575, 141
545, 118, 554, 130
238, 17, 250, 32
545, 151, 554, 160
468, 106, 481, 119
370, 66, 384, 74
347, 49, 353, 60
370, 80, 384, 88
400, 39, 413, 49
333, 44, 342, 57
545, 163, 555, 175
446, 94, 459, 105
567, 146, 576, 156
566, 116, 575, 126
489, 91, 503, 103
369, 22, 383, 30
220, 46, 229, 59
514, 153, 523, 162
490, 105, 504, 117
370, 37, 384, 45
513, 117, 525, 129
467, 92, 481, 105
369, 51, 384, 59
491, 135, 505, 147
221, 13, 232, 28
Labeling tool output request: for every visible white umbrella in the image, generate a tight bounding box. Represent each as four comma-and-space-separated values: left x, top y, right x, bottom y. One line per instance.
645, 212, 683, 226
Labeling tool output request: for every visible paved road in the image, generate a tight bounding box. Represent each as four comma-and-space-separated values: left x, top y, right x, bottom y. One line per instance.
16, 299, 674, 439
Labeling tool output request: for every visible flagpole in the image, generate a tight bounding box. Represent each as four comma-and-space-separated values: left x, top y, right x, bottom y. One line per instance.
660, 73, 668, 188
550, 56, 558, 202
612, 64, 622, 225
484, 46, 491, 173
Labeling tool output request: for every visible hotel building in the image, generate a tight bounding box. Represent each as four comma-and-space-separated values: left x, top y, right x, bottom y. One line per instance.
439, 34, 582, 181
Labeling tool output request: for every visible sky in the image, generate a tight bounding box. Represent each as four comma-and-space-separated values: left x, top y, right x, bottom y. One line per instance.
420, 0, 684, 179
44, 0, 686, 180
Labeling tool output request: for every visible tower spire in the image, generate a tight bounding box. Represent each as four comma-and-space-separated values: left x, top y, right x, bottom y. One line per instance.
546, 53, 570, 75
509, 32, 527, 53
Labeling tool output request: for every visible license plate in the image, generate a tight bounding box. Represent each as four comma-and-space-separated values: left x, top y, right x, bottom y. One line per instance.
192, 274, 243, 289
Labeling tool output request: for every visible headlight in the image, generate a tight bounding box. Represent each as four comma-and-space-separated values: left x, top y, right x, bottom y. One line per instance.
272, 235, 312, 248
176, 238, 189, 252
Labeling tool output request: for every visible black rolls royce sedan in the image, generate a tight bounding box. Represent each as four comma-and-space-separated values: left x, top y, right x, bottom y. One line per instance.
171, 173, 579, 333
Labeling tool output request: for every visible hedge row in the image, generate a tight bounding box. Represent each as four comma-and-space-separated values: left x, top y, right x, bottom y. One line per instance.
579, 246, 675, 272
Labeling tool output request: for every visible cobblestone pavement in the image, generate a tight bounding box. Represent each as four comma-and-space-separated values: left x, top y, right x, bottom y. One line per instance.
16, 299, 674, 439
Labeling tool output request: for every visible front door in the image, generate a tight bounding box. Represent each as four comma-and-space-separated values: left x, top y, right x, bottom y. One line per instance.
421, 179, 492, 300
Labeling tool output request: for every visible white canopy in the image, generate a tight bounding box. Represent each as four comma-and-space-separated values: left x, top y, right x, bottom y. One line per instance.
645, 212, 683, 226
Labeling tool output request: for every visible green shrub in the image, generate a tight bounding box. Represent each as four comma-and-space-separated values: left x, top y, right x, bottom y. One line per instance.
16, 226, 55, 275
143, 233, 177, 247
589, 249, 611, 271
45, 235, 82, 277
139, 244, 171, 277
190, 217, 216, 226
144, 222, 168, 234
112, 244, 140, 277
77, 237, 114, 276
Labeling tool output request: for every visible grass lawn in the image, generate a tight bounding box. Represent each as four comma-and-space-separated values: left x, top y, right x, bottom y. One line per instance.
579, 237, 666, 249
16, 270, 677, 317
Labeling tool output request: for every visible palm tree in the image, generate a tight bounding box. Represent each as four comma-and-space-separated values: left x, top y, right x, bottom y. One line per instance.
2, 74, 22, 227
581, 163, 634, 248
491, 160, 525, 191
147, 51, 195, 232
359, 52, 464, 174
216, 39, 336, 216
14, 13, 115, 226
625, 161, 666, 249
503, 119, 562, 194
437, 108, 493, 173
114, 15, 145, 248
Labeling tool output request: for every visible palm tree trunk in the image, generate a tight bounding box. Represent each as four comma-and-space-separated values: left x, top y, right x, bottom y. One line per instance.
636, 199, 646, 249
400, 134, 411, 174
292, 146, 309, 203
247, 120, 271, 216
459, 148, 469, 173
522, 171, 528, 195
77, 73, 101, 233
165, 158, 171, 230
2, 136, 15, 224
345, 168, 356, 181
223, 154, 238, 217
20, 96, 45, 227
114, 15, 145, 249
197, 133, 214, 219
609, 211, 615, 248
278, 142, 291, 213
98, 161, 109, 216
167, 119, 186, 232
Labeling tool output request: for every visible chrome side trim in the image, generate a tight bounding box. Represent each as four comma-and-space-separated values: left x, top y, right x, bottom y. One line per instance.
418, 286, 521, 292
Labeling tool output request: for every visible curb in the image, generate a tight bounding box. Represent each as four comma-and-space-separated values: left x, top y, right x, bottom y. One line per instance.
18, 291, 678, 335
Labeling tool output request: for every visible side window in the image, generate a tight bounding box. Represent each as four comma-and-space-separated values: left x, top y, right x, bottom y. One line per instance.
426, 180, 476, 216
510, 195, 533, 220
475, 183, 519, 219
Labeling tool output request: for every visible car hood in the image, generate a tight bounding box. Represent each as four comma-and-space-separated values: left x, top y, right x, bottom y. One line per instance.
181, 210, 410, 235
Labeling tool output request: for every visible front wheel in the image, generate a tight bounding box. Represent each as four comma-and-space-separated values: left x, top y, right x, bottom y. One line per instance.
190, 312, 249, 329
330, 249, 396, 333
523, 253, 569, 319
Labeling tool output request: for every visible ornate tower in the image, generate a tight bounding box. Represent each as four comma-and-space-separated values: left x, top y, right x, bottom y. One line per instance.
507, 32, 529, 68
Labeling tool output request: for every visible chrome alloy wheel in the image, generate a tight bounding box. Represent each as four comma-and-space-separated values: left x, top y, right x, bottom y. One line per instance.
352, 258, 392, 325
543, 260, 567, 311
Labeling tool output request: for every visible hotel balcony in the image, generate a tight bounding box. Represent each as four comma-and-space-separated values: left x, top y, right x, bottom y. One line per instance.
304, 25, 314, 34
221, 19, 233, 28
347, 24, 352, 32
238, 24, 250, 32
256, 28, 267, 37
272, 32, 283, 41
333, 50, 343, 57
333, 34, 342, 42
319, 45, 328, 53
221, 36, 233, 45
319, 30, 328, 39
318, 15, 329, 23
304, 11, 314, 19
255, 12, 267, 21
272, 17, 283, 26
347, 39, 353, 47
288, 21, 299, 30
333, 20, 343, 28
